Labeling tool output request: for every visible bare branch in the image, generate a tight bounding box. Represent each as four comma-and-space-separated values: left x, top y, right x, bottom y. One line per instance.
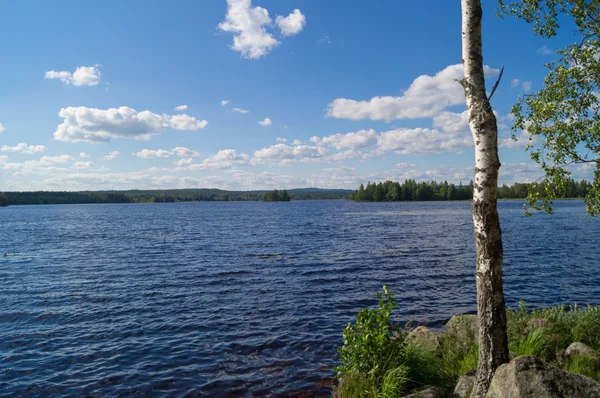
487, 65, 505, 101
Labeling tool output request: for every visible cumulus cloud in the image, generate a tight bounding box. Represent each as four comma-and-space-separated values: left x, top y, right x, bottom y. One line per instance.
276, 9, 306, 36
79, 152, 90, 158
258, 117, 272, 126
172, 147, 200, 157
104, 151, 120, 160
174, 158, 194, 167
0, 122, 4, 133
327, 64, 499, 121
53, 106, 208, 143
218, 0, 279, 59
44, 65, 101, 86
221, 100, 231, 106
318, 129, 378, 150
253, 143, 331, 166
74, 161, 94, 169
232, 108, 250, 114
432, 110, 470, 134
522, 81, 532, 92
377, 127, 471, 155
189, 149, 251, 170
511, 78, 521, 88
174, 105, 188, 111
137, 147, 200, 158
1, 143, 47, 154
2, 155, 76, 175
136, 149, 173, 158
276, 137, 287, 143
168, 114, 208, 130
218, 0, 305, 59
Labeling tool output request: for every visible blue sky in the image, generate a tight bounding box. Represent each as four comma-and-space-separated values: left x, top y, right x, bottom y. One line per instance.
0, 0, 591, 191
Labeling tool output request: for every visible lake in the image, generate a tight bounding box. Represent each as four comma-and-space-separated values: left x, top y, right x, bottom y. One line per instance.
1, 200, 598, 396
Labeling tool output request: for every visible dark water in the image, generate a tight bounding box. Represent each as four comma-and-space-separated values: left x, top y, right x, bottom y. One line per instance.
1, 200, 599, 397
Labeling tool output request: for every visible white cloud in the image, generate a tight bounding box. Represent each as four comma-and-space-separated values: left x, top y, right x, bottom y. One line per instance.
537, 46, 554, 55
319, 129, 378, 150
74, 161, 94, 169
232, 108, 250, 114
104, 151, 120, 160
190, 149, 251, 170
168, 114, 208, 130
218, 0, 279, 59
511, 78, 520, 88
53, 106, 208, 143
136, 149, 173, 158
253, 143, 331, 166
218, 0, 305, 59
276, 137, 287, 143
2, 155, 76, 175
1, 143, 47, 155
327, 64, 499, 121
0, 122, 4, 133
44, 65, 101, 86
79, 152, 90, 158
522, 81, 532, 92
377, 127, 472, 155
432, 110, 470, 134
276, 9, 306, 36
172, 147, 200, 157
174, 158, 193, 167
174, 105, 188, 111
258, 117, 272, 126
221, 100, 231, 106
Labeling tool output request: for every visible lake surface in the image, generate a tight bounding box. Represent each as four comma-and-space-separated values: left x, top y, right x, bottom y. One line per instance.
1, 200, 599, 396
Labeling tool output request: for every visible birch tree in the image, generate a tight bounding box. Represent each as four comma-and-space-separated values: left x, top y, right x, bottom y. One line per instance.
499, 0, 600, 216
460, 1, 510, 396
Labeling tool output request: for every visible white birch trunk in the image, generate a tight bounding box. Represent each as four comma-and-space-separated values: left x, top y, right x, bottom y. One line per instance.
460, 1, 509, 396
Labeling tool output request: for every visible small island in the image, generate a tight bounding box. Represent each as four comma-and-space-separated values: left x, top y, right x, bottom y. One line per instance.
262, 189, 291, 202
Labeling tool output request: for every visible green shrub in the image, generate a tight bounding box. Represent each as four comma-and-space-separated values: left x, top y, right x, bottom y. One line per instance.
335, 286, 407, 397
335, 292, 600, 397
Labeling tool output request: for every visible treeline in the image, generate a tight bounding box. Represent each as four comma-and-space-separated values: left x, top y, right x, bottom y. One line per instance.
353, 179, 594, 202
1, 188, 352, 206
263, 189, 291, 202
0, 192, 8, 207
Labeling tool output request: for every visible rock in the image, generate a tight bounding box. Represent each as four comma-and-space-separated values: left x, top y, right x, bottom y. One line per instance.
486, 356, 600, 398
405, 385, 448, 398
453, 370, 475, 398
565, 342, 600, 369
406, 326, 441, 350
446, 314, 478, 351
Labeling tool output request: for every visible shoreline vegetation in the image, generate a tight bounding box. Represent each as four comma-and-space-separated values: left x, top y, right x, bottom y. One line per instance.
352, 179, 594, 202
0, 188, 352, 206
262, 189, 291, 202
335, 287, 600, 397
0, 178, 593, 207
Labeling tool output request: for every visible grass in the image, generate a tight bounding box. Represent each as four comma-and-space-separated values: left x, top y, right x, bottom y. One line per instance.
335, 298, 600, 397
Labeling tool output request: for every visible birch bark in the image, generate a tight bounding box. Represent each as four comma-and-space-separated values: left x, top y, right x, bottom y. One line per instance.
460, 1, 510, 396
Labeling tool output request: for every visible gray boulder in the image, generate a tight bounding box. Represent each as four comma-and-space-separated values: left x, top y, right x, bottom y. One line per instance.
486, 356, 600, 397
406, 326, 441, 351
404, 385, 448, 398
453, 370, 475, 397
446, 314, 478, 351
564, 342, 600, 369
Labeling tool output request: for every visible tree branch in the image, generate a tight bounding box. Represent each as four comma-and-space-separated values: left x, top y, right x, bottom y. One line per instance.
488, 65, 505, 101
